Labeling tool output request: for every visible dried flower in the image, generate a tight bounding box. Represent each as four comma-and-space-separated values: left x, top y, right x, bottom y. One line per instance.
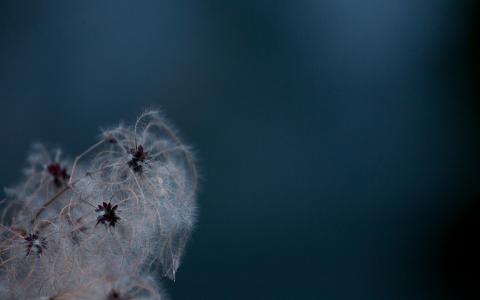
47, 163, 70, 187
24, 231, 48, 256
96, 202, 120, 227
0, 110, 197, 298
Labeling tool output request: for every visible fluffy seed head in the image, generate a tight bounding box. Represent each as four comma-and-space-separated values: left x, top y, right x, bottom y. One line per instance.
0, 109, 198, 297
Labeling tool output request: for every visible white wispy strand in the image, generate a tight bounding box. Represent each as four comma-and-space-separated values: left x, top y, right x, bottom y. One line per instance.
0, 110, 196, 299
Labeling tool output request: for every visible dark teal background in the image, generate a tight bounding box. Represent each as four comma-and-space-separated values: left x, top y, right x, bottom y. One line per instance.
0, 1, 479, 299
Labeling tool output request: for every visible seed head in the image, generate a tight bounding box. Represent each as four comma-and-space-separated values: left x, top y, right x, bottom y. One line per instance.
95, 202, 120, 227
24, 232, 48, 257
47, 163, 70, 187
127, 145, 149, 174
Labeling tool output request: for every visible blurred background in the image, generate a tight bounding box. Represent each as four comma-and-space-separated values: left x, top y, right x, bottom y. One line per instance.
0, 1, 479, 299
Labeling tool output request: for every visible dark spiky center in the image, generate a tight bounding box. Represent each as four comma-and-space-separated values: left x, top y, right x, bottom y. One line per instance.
47, 163, 70, 187
95, 202, 120, 227
107, 289, 125, 300
127, 145, 148, 174
24, 232, 47, 257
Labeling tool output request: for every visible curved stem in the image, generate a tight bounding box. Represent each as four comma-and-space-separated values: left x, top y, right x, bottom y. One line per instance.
31, 185, 70, 225
155, 121, 198, 194
69, 140, 105, 185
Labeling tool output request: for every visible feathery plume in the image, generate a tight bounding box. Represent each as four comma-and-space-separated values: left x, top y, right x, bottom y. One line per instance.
0, 110, 197, 298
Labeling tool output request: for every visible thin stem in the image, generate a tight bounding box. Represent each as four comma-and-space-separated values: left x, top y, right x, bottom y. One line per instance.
143, 117, 198, 194
0, 223, 24, 238
158, 122, 198, 194
134, 110, 158, 149
69, 140, 105, 185
31, 185, 70, 225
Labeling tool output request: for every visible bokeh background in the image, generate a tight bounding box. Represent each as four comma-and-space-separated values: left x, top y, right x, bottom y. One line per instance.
0, 1, 479, 299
